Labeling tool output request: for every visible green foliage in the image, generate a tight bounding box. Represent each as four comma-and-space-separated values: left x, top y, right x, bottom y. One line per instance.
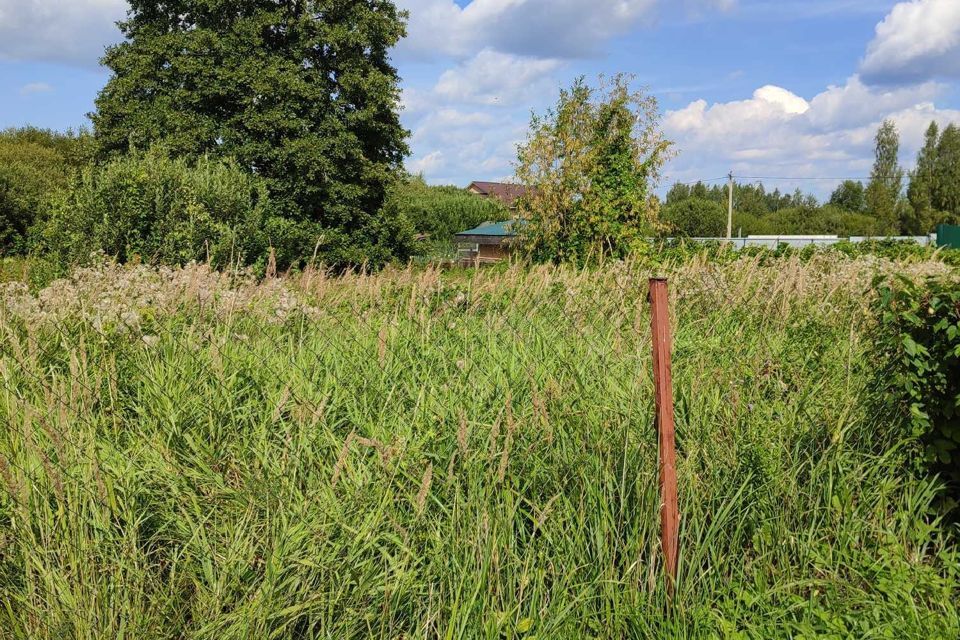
0, 128, 92, 255
829, 180, 867, 214
1, 256, 958, 636
933, 124, 960, 223
762, 204, 881, 236
35, 149, 272, 270
906, 122, 944, 234
661, 197, 727, 236
515, 75, 670, 263
659, 195, 880, 238
866, 119, 905, 234
92, 0, 410, 268
665, 181, 814, 216
873, 274, 960, 500
384, 175, 507, 255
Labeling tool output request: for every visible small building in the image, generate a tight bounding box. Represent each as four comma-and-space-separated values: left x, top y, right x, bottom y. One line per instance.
466, 181, 529, 210
453, 220, 519, 265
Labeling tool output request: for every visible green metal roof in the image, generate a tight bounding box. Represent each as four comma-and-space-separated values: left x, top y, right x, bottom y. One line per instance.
455, 220, 519, 237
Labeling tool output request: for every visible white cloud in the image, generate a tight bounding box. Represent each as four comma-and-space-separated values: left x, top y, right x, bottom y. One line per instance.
0, 0, 126, 66
861, 0, 960, 84
408, 150, 446, 174
405, 106, 526, 184
663, 76, 960, 193
396, 0, 658, 59
19, 82, 53, 96
434, 49, 562, 106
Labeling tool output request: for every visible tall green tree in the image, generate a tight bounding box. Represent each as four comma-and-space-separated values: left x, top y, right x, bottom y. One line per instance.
829, 180, 866, 214
905, 121, 941, 234
92, 0, 411, 267
865, 119, 904, 234
932, 123, 960, 223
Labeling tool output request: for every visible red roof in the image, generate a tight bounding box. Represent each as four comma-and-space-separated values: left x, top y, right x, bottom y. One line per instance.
467, 181, 529, 208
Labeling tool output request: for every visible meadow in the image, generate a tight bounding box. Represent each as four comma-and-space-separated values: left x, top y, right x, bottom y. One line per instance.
1, 251, 959, 638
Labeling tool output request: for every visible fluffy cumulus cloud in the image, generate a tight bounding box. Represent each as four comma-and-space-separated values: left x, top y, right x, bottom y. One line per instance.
861, 0, 960, 84
406, 106, 526, 183
396, 0, 658, 59
396, 0, 740, 184
663, 76, 960, 191
396, 0, 669, 185
433, 49, 561, 106
0, 0, 127, 66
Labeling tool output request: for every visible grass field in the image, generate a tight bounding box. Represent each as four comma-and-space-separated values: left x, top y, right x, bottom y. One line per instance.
1, 253, 959, 638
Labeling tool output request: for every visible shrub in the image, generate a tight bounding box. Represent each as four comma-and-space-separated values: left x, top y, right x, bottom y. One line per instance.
35, 149, 272, 270
0, 128, 91, 255
660, 197, 726, 237
759, 205, 880, 236
515, 75, 671, 263
873, 274, 960, 505
385, 176, 507, 256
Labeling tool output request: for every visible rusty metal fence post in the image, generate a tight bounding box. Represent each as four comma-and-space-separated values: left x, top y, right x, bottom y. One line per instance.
649, 277, 679, 594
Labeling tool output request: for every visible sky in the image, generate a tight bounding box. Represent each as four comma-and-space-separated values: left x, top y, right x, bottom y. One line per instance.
1, 0, 959, 198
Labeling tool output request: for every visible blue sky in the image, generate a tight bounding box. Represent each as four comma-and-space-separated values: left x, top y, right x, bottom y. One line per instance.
2, 0, 959, 198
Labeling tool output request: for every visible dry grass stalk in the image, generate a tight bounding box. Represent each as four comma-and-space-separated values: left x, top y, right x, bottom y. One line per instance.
457, 411, 469, 455
377, 323, 388, 367
272, 386, 291, 423
330, 431, 356, 487
416, 463, 433, 514
497, 391, 515, 483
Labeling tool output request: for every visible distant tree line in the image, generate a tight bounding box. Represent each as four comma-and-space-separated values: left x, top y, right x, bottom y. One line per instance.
661, 120, 960, 238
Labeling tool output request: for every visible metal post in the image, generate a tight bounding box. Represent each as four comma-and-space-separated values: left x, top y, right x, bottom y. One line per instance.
726, 172, 734, 242
649, 277, 679, 594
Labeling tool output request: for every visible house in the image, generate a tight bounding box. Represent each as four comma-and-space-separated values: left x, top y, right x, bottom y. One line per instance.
466, 181, 529, 210
453, 220, 519, 265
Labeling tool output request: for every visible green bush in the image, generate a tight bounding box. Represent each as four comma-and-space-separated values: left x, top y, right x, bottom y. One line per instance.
384, 176, 506, 256
35, 149, 272, 270
759, 205, 880, 236
0, 128, 91, 255
660, 197, 726, 236
873, 274, 960, 504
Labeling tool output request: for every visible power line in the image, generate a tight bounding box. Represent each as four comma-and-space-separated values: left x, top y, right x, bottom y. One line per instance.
736, 175, 878, 181
667, 174, 905, 183
662, 176, 729, 185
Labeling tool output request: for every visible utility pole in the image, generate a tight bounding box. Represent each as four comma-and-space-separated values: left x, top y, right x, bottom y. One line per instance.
726, 172, 734, 242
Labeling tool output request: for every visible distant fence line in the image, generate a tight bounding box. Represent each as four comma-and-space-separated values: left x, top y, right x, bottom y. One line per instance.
656, 235, 937, 250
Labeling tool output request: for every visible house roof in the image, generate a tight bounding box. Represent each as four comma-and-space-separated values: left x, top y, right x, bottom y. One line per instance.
467, 181, 529, 207
456, 221, 518, 237
453, 219, 522, 245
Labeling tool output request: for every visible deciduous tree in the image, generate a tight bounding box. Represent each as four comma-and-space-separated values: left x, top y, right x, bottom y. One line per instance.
865, 119, 904, 234
92, 0, 411, 268
514, 75, 671, 263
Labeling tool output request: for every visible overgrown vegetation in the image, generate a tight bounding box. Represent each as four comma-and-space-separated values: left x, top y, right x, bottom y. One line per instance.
91, 0, 411, 269
35, 149, 273, 271
1, 253, 958, 637
873, 274, 960, 507
0, 127, 92, 255
515, 75, 670, 263
386, 175, 507, 256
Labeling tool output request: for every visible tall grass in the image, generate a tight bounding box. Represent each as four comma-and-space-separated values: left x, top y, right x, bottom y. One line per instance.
0, 253, 958, 638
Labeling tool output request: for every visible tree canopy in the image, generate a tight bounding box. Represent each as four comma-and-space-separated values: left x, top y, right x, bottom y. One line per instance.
865, 119, 904, 234
515, 75, 671, 263
92, 0, 411, 267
